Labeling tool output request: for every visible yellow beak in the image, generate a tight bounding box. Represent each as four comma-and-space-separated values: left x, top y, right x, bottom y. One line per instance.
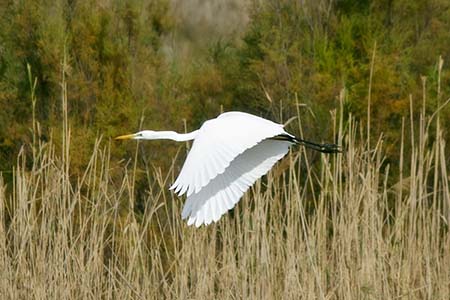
114, 133, 136, 140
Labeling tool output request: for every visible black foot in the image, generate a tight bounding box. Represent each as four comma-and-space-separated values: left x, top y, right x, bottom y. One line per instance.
318, 143, 342, 154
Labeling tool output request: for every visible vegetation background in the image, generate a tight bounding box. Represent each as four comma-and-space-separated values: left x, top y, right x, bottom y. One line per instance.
0, 0, 449, 298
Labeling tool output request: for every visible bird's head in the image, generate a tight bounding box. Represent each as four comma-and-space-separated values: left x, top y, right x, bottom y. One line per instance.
115, 130, 155, 140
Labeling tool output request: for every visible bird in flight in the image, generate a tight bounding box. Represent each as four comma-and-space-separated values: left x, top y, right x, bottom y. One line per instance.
116, 111, 340, 227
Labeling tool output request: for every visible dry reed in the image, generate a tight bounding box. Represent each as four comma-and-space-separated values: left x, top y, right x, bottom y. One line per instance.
0, 64, 449, 300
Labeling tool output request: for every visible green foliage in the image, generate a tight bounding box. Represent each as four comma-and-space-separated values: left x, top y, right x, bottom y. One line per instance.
1, 0, 450, 174
0, 0, 173, 173
207, 0, 450, 158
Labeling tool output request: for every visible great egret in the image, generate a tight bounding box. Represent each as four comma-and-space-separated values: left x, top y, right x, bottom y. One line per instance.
116, 111, 340, 227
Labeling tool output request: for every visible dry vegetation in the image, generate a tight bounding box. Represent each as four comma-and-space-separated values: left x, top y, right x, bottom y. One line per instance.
0, 69, 449, 299
2, 1, 450, 299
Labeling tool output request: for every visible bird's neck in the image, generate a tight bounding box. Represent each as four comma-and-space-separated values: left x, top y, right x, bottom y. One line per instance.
150, 130, 199, 142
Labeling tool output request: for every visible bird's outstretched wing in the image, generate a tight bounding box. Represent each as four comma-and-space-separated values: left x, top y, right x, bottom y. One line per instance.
181, 139, 291, 227
170, 112, 286, 197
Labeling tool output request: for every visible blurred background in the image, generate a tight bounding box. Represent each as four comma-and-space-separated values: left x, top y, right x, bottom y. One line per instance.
0, 0, 449, 180
1, 2, 450, 298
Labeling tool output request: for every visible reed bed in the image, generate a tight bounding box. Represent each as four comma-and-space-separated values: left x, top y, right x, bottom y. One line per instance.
0, 75, 449, 299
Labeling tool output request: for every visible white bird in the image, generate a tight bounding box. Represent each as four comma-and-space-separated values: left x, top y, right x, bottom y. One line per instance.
115, 111, 340, 227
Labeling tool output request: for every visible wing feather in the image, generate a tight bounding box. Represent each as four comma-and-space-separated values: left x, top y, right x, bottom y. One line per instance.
182, 139, 291, 227
170, 112, 286, 197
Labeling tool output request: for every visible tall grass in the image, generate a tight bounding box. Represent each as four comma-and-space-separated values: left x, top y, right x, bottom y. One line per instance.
1, 70, 449, 299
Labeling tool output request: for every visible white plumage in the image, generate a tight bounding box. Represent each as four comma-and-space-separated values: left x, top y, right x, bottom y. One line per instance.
115, 111, 339, 227
180, 139, 291, 227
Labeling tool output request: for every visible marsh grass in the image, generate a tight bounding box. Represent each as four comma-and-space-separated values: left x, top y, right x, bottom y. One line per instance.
0, 68, 450, 299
